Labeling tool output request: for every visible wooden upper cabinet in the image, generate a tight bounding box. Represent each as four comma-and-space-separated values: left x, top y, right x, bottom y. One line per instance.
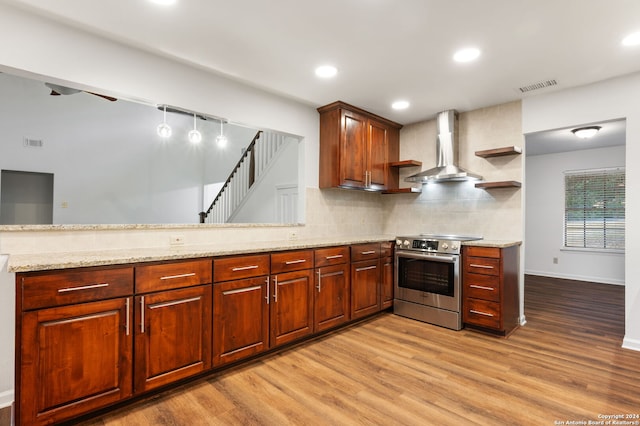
318, 101, 401, 191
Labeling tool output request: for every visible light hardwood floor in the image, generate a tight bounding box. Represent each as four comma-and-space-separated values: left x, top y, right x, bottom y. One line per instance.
77, 276, 640, 425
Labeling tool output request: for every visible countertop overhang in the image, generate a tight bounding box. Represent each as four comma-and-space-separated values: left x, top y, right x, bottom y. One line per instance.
5, 236, 522, 273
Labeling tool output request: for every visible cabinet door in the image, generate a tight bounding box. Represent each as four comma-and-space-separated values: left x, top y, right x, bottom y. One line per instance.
213, 276, 269, 366
135, 285, 212, 393
381, 256, 394, 309
339, 110, 368, 188
20, 298, 133, 425
270, 269, 314, 347
368, 119, 389, 190
314, 264, 350, 332
351, 259, 381, 319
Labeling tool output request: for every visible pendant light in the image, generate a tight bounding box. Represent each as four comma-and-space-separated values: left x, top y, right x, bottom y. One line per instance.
216, 120, 228, 148
188, 113, 202, 144
156, 105, 172, 138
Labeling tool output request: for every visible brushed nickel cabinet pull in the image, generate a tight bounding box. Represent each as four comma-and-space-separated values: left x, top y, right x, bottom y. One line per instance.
160, 272, 196, 280
325, 254, 343, 260
125, 298, 130, 336
149, 296, 201, 309
223, 286, 262, 296
285, 259, 307, 265
470, 309, 494, 317
361, 251, 376, 255
140, 296, 146, 333
470, 264, 494, 269
232, 265, 259, 272
470, 284, 495, 291
265, 277, 270, 305
273, 276, 278, 303
355, 265, 377, 272
316, 270, 322, 293
58, 283, 109, 293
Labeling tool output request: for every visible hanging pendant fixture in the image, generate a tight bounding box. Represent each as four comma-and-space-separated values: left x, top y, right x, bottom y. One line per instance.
188, 113, 202, 144
156, 105, 172, 138
216, 120, 228, 148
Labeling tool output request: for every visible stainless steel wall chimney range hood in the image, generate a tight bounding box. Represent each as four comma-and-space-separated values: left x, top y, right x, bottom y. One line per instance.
406, 110, 482, 183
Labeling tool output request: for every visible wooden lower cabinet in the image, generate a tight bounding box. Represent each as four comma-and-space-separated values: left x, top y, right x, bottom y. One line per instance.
213, 276, 269, 366
351, 259, 381, 319
134, 285, 212, 393
314, 263, 350, 332
19, 297, 133, 426
270, 269, 314, 347
381, 256, 394, 309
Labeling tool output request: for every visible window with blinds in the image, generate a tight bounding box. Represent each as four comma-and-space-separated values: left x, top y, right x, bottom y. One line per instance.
564, 168, 625, 250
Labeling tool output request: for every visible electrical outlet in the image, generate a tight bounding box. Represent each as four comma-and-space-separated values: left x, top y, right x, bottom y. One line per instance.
288, 232, 298, 240
170, 235, 185, 246
553, 257, 558, 264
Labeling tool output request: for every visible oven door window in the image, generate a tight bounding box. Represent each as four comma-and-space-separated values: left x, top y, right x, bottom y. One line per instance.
398, 257, 455, 297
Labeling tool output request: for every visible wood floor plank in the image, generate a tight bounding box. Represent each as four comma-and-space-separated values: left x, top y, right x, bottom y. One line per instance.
75, 275, 640, 425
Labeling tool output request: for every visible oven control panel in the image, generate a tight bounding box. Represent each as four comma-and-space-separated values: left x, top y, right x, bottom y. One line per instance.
395, 237, 461, 254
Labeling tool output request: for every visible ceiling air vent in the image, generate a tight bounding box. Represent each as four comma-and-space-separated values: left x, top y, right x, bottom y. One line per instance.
23, 137, 44, 148
517, 79, 558, 93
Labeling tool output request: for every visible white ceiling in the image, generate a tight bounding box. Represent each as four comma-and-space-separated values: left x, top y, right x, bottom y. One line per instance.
525, 119, 626, 156
3, 0, 640, 132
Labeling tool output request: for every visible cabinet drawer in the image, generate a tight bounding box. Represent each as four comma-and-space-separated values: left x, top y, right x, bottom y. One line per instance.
135, 259, 212, 293
465, 246, 500, 258
213, 254, 270, 282
271, 250, 314, 274
465, 256, 500, 276
464, 298, 501, 329
21, 267, 134, 310
314, 246, 350, 267
464, 273, 500, 302
351, 243, 381, 262
380, 241, 394, 258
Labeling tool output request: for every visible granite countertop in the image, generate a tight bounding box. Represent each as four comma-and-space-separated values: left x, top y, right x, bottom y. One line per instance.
7, 235, 396, 273
462, 240, 522, 248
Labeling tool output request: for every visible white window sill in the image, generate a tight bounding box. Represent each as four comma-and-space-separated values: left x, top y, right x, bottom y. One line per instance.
560, 247, 625, 255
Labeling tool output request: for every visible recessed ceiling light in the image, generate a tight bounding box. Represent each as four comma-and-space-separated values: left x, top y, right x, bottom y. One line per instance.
453, 47, 481, 63
149, 0, 176, 5
622, 31, 640, 46
391, 100, 410, 110
315, 65, 338, 78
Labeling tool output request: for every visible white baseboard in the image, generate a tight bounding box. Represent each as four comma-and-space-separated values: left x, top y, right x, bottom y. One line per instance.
0, 390, 13, 409
524, 270, 624, 286
622, 337, 640, 352
519, 315, 527, 326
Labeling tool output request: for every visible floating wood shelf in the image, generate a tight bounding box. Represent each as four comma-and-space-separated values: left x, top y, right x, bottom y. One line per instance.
475, 181, 522, 189
475, 146, 522, 158
382, 187, 422, 194
389, 160, 422, 168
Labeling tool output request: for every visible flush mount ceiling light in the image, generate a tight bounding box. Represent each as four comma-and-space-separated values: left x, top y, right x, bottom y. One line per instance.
315, 65, 338, 78
571, 126, 601, 139
188, 113, 202, 144
622, 31, 640, 46
453, 47, 481, 63
391, 100, 410, 110
156, 105, 172, 138
149, 0, 176, 5
216, 120, 228, 148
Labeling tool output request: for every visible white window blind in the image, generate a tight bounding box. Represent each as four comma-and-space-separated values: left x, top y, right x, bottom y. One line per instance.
564, 167, 625, 250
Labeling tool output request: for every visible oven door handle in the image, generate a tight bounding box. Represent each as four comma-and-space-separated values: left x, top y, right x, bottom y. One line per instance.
396, 251, 457, 264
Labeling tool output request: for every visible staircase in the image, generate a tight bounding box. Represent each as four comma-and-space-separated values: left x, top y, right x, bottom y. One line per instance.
200, 130, 289, 223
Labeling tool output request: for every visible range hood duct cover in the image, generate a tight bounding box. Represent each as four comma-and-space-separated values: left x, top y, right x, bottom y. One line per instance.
405, 110, 482, 183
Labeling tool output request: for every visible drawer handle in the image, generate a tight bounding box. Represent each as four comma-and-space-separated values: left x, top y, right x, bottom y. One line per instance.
470, 309, 494, 317
160, 272, 196, 280
223, 285, 262, 296
325, 254, 343, 260
470, 284, 495, 291
361, 250, 376, 255
356, 265, 377, 272
57, 282, 109, 293
469, 264, 494, 269
285, 259, 307, 265
232, 265, 259, 272
149, 296, 202, 310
